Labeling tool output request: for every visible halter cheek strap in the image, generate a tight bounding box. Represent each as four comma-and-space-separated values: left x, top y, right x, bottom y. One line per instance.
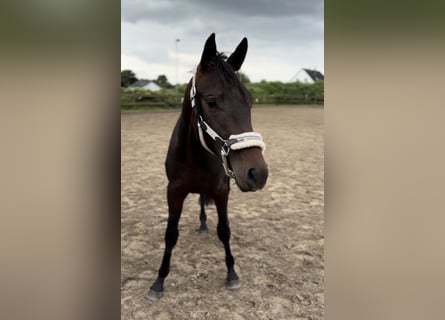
190, 74, 266, 179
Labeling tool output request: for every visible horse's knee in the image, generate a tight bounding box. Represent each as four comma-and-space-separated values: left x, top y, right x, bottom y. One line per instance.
165, 224, 179, 248
217, 223, 230, 243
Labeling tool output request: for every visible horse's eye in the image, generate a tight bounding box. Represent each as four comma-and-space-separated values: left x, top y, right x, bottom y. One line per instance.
206, 98, 218, 108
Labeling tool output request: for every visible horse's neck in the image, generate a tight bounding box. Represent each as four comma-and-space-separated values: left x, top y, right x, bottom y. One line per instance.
175, 87, 199, 148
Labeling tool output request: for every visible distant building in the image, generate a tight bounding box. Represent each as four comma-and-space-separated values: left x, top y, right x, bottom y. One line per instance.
128, 80, 161, 91
291, 68, 324, 83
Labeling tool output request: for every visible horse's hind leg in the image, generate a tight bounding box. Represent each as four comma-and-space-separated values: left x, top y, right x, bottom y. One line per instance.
198, 194, 208, 233
147, 184, 187, 301
214, 192, 241, 290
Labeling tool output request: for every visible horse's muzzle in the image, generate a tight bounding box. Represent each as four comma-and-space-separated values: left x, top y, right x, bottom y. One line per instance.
229, 147, 268, 192
246, 167, 268, 191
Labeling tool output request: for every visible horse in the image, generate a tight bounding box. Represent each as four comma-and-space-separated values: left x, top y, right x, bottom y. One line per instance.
147, 33, 269, 301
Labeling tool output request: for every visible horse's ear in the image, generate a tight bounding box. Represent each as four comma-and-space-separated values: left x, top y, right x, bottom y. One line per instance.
200, 33, 217, 71
227, 37, 248, 71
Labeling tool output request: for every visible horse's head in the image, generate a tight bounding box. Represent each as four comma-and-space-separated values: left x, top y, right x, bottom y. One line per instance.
192, 33, 268, 192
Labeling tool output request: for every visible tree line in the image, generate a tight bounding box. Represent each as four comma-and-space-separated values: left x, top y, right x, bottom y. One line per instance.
121, 70, 174, 89
121, 70, 323, 105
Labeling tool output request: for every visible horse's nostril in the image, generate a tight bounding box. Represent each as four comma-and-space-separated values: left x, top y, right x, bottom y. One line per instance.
248, 168, 258, 187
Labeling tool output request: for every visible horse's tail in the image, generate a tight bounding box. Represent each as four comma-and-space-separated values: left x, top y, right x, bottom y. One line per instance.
199, 193, 214, 207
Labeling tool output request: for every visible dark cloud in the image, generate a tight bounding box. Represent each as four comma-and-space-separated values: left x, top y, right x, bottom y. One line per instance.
190, 0, 322, 18
122, 0, 323, 30
121, 0, 323, 82
122, 0, 323, 23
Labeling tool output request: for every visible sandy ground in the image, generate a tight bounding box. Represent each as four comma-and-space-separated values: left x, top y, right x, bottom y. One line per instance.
121, 106, 324, 319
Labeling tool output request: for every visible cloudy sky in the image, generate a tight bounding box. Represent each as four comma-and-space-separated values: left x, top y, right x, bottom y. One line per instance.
121, 0, 323, 84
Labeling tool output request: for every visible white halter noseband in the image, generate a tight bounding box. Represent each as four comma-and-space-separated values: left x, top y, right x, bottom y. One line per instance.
190, 73, 266, 179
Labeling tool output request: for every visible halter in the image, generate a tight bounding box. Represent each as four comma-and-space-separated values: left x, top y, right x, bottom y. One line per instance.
190, 72, 266, 179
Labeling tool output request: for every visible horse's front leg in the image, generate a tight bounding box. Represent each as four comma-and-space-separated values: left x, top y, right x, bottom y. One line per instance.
147, 184, 187, 301
214, 190, 241, 290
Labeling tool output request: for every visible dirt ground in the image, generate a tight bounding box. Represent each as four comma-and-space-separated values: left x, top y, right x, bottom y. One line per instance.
121, 106, 324, 320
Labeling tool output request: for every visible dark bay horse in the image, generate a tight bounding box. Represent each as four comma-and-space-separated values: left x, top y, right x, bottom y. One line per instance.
147, 33, 268, 301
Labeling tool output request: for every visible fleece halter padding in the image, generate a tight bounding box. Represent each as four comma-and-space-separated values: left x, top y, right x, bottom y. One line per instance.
227, 132, 266, 152
190, 73, 266, 179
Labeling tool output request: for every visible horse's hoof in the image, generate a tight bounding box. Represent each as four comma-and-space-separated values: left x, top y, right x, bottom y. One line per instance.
226, 279, 241, 290
146, 289, 163, 301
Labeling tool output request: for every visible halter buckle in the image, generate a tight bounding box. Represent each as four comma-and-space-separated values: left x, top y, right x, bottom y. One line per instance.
221, 142, 231, 156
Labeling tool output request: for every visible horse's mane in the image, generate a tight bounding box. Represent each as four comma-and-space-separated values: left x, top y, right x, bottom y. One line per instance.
216, 51, 228, 60
196, 51, 248, 99
212, 51, 239, 83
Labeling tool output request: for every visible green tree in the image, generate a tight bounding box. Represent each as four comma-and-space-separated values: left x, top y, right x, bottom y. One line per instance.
245, 79, 324, 104
238, 71, 250, 84
121, 70, 137, 87
154, 74, 173, 89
